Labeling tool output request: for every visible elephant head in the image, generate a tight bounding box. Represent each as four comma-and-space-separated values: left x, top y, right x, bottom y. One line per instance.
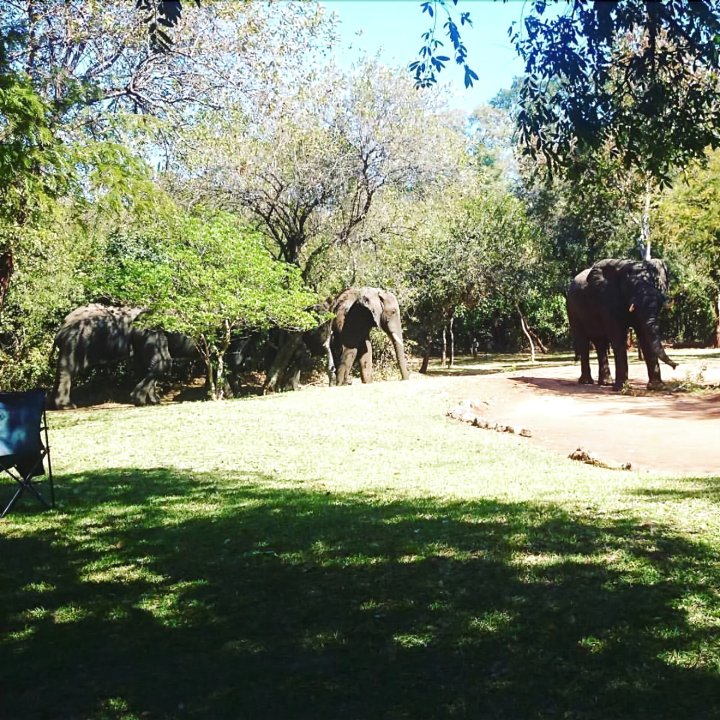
331, 287, 410, 385
567, 258, 676, 390
614, 259, 676, 374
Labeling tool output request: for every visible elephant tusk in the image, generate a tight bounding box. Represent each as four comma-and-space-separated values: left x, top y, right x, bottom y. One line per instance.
391, 332, 404, 348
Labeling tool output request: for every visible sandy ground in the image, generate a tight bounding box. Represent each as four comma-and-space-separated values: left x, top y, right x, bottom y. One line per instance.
429, 348, 720, 477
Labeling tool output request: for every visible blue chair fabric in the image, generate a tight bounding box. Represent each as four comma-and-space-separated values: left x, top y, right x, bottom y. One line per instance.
0, 390, 54, 518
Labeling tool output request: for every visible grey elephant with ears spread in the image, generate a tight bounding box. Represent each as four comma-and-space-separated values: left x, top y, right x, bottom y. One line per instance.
566, 258, 677, 390
330, 287, 410, 385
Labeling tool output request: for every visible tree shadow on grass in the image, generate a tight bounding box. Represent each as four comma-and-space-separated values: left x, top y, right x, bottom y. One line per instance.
631, 477, 720, 504
2, 469, 719, 720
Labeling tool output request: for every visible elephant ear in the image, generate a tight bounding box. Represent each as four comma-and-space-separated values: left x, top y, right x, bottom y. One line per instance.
357, 287, 383, 327
332, 288, 360, 331
646, 259, 670, 297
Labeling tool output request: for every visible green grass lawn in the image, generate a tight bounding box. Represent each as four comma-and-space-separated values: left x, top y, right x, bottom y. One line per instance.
2, 366, 720, 719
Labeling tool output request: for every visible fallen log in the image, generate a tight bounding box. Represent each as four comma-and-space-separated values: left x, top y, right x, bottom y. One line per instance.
568, 447, 632, 471
447, 400, 532, 438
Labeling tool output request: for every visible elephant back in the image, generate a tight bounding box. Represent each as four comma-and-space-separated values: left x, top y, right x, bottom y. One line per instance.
55, 305, 144, 371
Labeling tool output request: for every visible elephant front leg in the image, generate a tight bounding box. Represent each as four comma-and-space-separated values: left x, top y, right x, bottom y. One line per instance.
130, 376, 158, 405
336, 347, 357, 385
50, 358, 76, 409
358, 339, 373, 383
611, 341, 629, 391
639, 336, 664, 390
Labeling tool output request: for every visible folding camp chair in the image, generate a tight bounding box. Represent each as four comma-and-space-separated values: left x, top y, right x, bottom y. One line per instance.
0, 390, 54, 518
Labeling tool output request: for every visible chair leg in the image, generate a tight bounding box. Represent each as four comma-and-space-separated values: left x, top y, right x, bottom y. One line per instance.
1, 481, 27, 518
1, 450, 54, 518
1, 478, 53, 517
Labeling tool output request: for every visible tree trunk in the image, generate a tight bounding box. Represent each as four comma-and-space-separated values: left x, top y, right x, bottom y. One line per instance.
638, 176, 653, 260
211, 319, 232, 401
441, 326, 447, 367
447, 315, 455, 368
517, 305, 536, 362
199, 335, 217, 400
264, 332, 303, 393
715, 291, 720, 349
527, 327, 548, 354
0, 250, 12, 311
419, 332, 431, 374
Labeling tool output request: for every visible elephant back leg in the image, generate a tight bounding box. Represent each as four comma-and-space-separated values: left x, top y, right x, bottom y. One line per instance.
336, 346, 358, 385
358, 339, 373, 383
610, 336, 629, 390
574, 335, 593, 384
594, 339, 613, 386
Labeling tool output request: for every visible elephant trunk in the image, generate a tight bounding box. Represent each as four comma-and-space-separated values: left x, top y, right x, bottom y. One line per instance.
391, 331, 410, 380
652, 336, 677, 369
645, 318, 677, 369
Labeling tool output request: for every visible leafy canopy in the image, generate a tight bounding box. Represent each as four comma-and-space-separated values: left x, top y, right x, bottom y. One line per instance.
513, 0, 720, 183
94, 209, 320, 341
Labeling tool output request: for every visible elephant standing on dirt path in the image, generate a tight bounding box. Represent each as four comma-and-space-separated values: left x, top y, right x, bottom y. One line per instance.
566, 258, 677, 390
331, 287, 410, 385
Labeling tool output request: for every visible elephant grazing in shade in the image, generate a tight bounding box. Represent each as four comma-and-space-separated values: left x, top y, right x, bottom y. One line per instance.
330, 287, 410, 385
566, 258, 677, 390
49, 304, 199, 409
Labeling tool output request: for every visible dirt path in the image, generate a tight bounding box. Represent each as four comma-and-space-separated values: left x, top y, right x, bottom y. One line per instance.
431, 349, 720, 477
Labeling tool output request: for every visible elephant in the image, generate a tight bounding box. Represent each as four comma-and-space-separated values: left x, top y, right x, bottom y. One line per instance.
49, 304, 200, 409
330, 287, 410, 385
566, 258, 677, 390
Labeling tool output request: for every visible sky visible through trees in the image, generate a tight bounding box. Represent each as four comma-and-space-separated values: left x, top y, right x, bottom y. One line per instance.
322, 0, 527, 111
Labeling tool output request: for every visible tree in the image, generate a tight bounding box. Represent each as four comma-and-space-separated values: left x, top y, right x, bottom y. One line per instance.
411, 0, 478, 89
0, 1, 334, 306
93, 209, 321, 399
134, 0, 200, 53
656, 149, 720, 347
0, 23, 73, 310
3, 1, 332, 133
513, 0, 720, 183
405, 184, 548, 367
131, 0, 479, 90
519, 142, 655, 278
176, 61, 464, 287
